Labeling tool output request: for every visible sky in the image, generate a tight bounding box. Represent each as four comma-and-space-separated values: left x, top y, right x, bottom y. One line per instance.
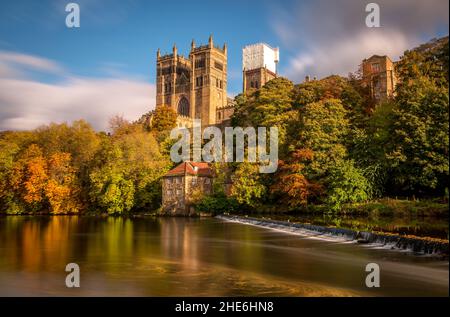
0, 0, 448, 131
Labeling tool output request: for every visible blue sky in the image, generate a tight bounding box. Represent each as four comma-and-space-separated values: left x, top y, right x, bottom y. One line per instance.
0, 0, 448, 131
0, 0, 284, 93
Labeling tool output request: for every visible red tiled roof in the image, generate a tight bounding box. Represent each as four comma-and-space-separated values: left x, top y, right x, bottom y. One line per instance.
165, 161, 212, 177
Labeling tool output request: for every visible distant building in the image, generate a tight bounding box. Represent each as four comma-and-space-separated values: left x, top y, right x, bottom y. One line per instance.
361, 55, 397, 101
242, 43, 279, 93
161, 162, 213, 215
155, 35, 233, 128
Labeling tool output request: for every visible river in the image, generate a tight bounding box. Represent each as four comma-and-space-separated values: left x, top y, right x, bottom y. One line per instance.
0, 216, 448, 296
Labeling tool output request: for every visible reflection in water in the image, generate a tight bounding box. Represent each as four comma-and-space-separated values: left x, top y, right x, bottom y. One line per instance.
0, 216, 448, 296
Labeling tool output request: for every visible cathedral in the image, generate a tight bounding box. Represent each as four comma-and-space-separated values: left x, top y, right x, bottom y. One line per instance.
155, 37, 281, 129
156, 35, 233, 128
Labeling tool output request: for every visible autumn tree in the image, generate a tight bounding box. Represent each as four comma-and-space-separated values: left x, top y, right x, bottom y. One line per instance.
271, 149, 322, 209
45, 152, 81, 214
151, 105, 178, 133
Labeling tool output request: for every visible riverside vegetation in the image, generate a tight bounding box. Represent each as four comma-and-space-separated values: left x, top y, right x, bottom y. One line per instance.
0, 37, 448, 237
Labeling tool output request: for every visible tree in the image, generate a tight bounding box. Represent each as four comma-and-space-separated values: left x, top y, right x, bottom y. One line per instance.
271, 149, 323, 209
45, 152, 81, 214
230, 162, 266, 208
11, 144, 48, 209
384, 36, 449, 194
151, 105, 178, 133
231, 77, 294, 155
387, 78, 449, 192
296, 98, 350, 178
88, 128, 170, 214
326, 160, 372, 212
90, 166, 135, 214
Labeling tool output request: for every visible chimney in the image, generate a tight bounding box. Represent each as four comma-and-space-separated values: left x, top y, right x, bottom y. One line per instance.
305, 75, 310, 82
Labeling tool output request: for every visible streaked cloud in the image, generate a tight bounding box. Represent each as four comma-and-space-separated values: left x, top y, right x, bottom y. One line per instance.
272, 0, 449, 82
0, 51, 155, 131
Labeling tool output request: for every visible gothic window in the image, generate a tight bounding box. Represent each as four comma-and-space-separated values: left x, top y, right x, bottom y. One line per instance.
162, 67, 172, 75
195, 59, 205, 69
214, 61, 223, 71
196, 76, 203, 87
164, 82, 172, 93
250, 81, 254, 88
177, 97, 190, 116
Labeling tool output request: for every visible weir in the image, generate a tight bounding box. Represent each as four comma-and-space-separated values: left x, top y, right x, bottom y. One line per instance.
217, 215, 449, 256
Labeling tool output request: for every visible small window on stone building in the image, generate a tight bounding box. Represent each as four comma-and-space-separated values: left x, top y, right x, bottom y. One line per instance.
250, 81, 254, 88
255, 81, 259, 89
204, 178, 210, 184
192, 178, 197, 185
372, 63, 380, 72
176, 189, 182, 196
214, 61, 223, 71
196, 76, 203, 87
220, 80, 223, 89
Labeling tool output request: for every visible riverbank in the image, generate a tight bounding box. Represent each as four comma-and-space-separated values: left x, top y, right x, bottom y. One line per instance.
217, 214, 449, 257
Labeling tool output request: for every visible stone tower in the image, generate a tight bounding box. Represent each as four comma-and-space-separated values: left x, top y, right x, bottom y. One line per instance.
156, 35, 227, 127
361, 55, 397, 101
242, 43, 279, 93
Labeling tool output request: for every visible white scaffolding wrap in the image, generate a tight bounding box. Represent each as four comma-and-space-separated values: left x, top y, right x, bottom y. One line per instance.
242, 43, 279, 73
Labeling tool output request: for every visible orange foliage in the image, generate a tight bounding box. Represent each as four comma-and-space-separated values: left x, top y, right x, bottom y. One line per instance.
45, 153, 80, 214
271, 149, 323, 208
9, 145, 80, 213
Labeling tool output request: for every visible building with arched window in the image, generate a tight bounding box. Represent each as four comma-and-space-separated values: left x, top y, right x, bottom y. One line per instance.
156, 36, 231, 127
177, 96, 190, 117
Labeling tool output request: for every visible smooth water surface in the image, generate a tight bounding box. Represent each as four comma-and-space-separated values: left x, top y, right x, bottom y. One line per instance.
0, 216, 448, 296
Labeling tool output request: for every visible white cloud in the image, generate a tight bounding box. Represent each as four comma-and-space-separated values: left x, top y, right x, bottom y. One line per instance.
0, 51, 64, 78
272, 0, 449, 82
0, 51, 155, 131
284, 30, 412, 80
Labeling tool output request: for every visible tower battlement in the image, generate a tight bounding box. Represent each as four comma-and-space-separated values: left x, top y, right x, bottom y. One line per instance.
156, 36, 228, 127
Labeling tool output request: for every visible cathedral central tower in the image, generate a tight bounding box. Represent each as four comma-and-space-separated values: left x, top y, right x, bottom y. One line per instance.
156, 35, 227, 127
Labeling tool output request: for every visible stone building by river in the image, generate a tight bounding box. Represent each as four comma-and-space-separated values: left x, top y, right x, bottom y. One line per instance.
161, 162, 213, 215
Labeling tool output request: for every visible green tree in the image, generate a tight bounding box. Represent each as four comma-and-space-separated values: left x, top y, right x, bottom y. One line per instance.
296, 98, 350, 178
326, 160, 372, 212
89, 128, 170, 213
230, 162, 266, 208
387, 78, 449, 192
